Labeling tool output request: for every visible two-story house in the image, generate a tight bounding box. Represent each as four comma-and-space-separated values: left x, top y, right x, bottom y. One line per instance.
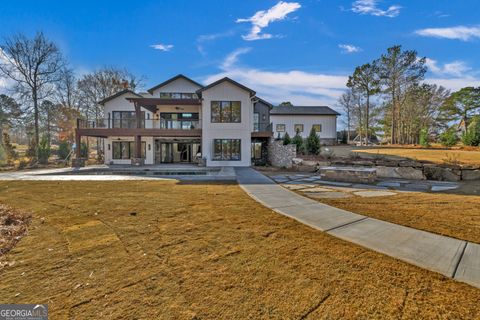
74, 75, 272, 167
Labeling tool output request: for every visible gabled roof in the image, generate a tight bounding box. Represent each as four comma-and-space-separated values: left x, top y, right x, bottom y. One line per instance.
196, 77, 256, 97
98, 89, 142, 105
270, 106, 340, 116
255, 97, 273, 108
147, 74, 203, 94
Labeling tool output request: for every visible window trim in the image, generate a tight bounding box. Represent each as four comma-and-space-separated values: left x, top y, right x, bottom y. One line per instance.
312, 124, 322, 133
294, 124, 304, 133
276, 124, 286, 132
212, 139, 241, 161
210, 101, 241, 123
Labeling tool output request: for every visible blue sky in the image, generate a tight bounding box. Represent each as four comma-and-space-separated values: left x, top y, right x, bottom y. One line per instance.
0, 0, 479, 107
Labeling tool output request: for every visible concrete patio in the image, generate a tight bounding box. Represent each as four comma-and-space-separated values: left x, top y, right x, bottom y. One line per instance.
236, 167, 480, 289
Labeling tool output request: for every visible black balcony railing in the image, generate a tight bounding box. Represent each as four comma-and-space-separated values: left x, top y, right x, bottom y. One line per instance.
78, 118, 200, 130
254, 122, 272, 132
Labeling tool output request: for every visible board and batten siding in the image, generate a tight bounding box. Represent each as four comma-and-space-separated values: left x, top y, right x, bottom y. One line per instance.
271, 114, 337, 140
201, 81, 253, 167
149, 78, 201, 96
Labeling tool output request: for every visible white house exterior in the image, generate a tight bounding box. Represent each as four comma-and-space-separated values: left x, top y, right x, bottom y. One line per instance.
75, 75, 272, 167
74, 75, 339, 167
270, 106, 339, 145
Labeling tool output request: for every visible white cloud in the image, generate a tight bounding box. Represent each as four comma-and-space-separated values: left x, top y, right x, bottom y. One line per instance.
221, 48, 251, 69
236, 1, 301, 41
425, 76, 480, 92
425, 58, 471, 77
339, 44, 362, 53
415, 26, 480, 41
150, 44, 174, 51
204, 48, 348, 108
196, 30, 236, 55
351, 0, 401, 18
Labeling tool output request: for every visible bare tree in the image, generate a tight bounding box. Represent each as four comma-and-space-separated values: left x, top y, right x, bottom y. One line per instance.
77, 67, 144, 120
338, 90, 356, 143
56, 67, 78, 109
0, 32, 65, 158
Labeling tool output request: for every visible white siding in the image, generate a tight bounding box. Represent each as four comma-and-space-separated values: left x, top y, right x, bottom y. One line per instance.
150, 78, 201, 96
271, 114, 337, 139
201, 81, 253, 167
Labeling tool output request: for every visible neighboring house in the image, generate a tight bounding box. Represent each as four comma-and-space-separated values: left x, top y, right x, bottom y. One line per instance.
270, 106, 339, 145
75, 74, 272, 167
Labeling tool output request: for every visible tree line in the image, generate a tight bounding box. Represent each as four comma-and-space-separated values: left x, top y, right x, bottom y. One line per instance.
0, 32, 143, 165
338, 45, 480, 147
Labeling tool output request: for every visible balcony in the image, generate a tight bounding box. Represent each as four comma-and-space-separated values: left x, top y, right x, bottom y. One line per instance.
76, 118, 202, 138
78, 118, 200, 130
252, 122, 273, 138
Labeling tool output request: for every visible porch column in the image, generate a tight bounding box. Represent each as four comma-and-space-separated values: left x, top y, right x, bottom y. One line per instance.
72, 127, 85, 167
135, 135, 142, 159
75, 129, 81, 159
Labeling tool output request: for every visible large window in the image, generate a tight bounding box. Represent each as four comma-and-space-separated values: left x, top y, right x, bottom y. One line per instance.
211, 101, 241, 123
112, 141, 146, 159
112, 111, 145, 128
160, 113, 199, 129
312, 124, 322, 133
213, 139, 241, 161
159, 92, 198, 99
276, 124, 285, 132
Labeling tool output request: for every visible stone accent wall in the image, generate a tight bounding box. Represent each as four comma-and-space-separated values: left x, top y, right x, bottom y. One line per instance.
297, 157, 480, 182
268, 140, 297, 168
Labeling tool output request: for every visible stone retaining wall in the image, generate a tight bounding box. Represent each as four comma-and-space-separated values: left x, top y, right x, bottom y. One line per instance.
295, 158, 480, 182
268, 140, 297, 168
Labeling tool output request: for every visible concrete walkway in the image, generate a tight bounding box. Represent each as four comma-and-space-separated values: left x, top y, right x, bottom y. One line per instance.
235, 167, 480, 289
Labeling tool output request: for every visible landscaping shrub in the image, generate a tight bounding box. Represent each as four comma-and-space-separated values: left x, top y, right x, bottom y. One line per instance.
57, 140, 71, 160
38, 135, 51, 164
462, 116, 480, 146
292, 131, 304, 154
283, 132, 291, 145
306, 127, 321, 155
419, 128, 429, 147
439, 127, 459, 147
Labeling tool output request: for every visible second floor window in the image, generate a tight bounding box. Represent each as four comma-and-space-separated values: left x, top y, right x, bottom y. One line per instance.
276, 124, 285, 132
253, 113, 259, 132
112, 111, 144, 128
159, 92, 198, 99
211, 101, 241, 123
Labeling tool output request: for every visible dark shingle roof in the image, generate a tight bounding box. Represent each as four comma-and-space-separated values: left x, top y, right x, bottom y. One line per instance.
147, 74, 203, 94
270, 106, 340, 116
196, 77, 256, 97
98, 89, 142, 105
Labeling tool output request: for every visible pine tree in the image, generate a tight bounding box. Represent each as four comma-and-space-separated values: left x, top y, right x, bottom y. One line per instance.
292, 129, 304, 154
283, 132, 291, 145
306, 127, 321, 155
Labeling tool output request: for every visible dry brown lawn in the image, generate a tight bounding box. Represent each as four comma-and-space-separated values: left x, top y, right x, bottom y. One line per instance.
316, 192, 480, 244
0, 181, 479, 319
353, 147, 480, 165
